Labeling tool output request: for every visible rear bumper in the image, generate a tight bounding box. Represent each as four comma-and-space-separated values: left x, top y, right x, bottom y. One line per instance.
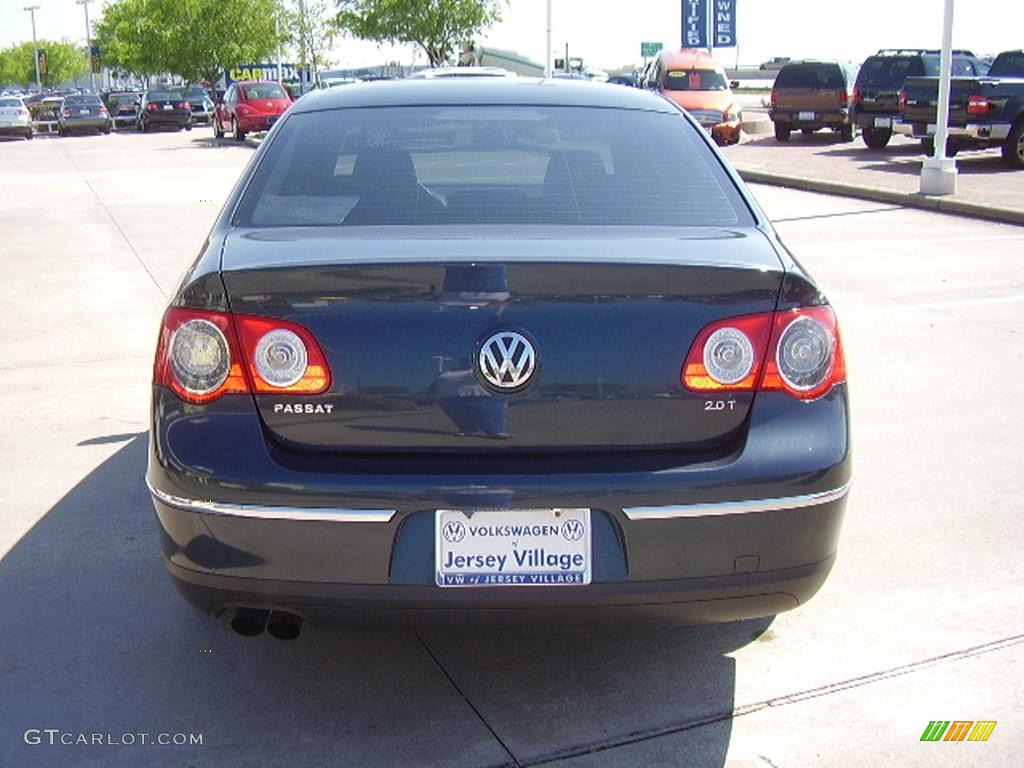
61, 118, 110, 132
238, 114, 284, 132
893, 121, 1012, 142
770, 109, 852, 129
854, 111, 898, 130
165, 553, 835, 630
148, 386, 851, 627
0, 123, 32, 136
142, 114, 191, 128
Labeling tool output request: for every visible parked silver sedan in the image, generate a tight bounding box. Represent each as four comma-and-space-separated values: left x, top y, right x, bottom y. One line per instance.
0, 96, 33, 140
58, 94, 112, 136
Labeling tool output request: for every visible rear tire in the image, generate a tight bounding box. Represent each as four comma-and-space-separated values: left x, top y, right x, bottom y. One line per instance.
774, 122, 791, 142
801, 128, 814, 135
840, 124, 855, 142
184, 122, 192, 132
25, 128, 34, 141
922, 137, 959, 157
1002, 120, 1024, 169
862, 127, 891, 148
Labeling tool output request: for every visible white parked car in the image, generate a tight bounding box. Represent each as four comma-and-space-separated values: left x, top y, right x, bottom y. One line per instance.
0, 96, 33, 140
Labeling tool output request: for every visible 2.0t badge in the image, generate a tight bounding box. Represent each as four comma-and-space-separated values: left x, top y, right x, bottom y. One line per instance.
477, 330, 538, 393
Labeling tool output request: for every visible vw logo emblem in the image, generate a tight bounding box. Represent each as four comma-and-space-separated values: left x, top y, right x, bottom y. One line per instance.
561, 519, 585, 542
478, 331, 537, 392
441, 520, 466, 543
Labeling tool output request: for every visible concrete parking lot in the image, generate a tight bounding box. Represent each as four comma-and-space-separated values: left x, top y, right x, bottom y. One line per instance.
0, 129, 1021, 767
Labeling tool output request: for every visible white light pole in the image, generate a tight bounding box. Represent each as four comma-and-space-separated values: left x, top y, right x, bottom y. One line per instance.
76, 0, 96, 91
545, 0, 552, 78
920, 0, 957, 195
24, 5, 41, 92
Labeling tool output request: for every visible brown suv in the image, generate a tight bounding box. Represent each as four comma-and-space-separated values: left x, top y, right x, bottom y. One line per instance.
769, 60, 859, 142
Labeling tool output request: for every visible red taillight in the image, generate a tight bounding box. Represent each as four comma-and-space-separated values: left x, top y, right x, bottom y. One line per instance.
62, 108, 72, 117
770, 90, 777, 109
898, 90, 908, 112
154, 308, 249, 404
681, 313, 773, 391
852, 85, 862, 106
967, 95, 990, 116
146, 102, 160, 112
761, 306, 845, 400
232, 314, 331, 394
16, 108, 29, 117
178, 101, 190, 110
99, 106, 108, 115
236, 104, 251, 116
154, 308, 331, 403
682, 306, 845, 401
839, 89, 848, 105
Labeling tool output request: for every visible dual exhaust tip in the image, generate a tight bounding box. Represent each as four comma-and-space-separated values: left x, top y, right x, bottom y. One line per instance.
230, 608, 302, 640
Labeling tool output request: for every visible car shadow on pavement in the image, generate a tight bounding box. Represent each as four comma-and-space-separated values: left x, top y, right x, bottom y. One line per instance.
0, 435, 767, 768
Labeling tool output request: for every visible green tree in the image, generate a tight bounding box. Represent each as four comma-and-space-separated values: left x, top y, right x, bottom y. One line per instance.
284, 0, 337, 83
0, 40, 89, 88
336, 0, 504, 67
95, 0, 283, 85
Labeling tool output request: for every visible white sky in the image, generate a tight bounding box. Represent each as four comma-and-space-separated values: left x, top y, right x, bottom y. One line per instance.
1, 0, 1021, 72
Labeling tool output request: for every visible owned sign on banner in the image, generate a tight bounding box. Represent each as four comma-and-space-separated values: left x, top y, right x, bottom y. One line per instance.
714, 0, 737, 47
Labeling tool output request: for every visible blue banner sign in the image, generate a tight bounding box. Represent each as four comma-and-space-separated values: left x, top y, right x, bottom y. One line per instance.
714, 0, 737, 47
682, 0, 708, 48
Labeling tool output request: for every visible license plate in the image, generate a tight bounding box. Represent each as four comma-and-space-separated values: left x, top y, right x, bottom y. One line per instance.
798, 111, 815, 121
163, 104, 173, 110
874, 117, 891, 128
79, 109, 90, 115
435, 508, 591, 588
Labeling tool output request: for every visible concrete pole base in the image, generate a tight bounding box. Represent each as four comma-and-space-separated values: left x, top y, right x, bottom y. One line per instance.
920, 157, 958, 196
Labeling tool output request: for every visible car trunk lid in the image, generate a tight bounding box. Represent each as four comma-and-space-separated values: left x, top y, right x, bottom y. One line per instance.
220, 228, 785, 454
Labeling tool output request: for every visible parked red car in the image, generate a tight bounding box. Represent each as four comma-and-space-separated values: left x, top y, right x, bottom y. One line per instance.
213, 80, 291, 140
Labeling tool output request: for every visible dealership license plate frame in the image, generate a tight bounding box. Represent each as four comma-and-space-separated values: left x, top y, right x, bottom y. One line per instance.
874, 117, 891, 128
435, 508, 592, 588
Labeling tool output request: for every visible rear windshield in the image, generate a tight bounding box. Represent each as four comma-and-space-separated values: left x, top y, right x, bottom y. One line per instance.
242, 83, 286, 100
65, 95, 102, 105
664, 69, 728, 91
146, 91, 180, 102
0, 98, 22, 107
857, 56, 929, 87
775, 64, 844, 89
989, 52, 1024, 77
234, 105, 749, 228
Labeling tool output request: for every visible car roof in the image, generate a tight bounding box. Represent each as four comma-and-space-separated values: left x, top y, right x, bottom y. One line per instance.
288, 78, 677, 114
658, 49, 722, 70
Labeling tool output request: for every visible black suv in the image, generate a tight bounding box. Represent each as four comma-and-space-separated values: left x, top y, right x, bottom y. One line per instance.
853, 49, 986, 148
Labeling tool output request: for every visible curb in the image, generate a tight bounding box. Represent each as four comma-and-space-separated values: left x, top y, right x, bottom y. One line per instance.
735, 168, 1024, 228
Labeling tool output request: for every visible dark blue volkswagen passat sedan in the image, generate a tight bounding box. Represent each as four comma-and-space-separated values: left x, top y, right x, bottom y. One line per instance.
147, 79, 850, 639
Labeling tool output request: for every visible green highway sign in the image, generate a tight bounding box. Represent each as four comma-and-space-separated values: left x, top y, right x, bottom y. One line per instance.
641, 42, 663, 58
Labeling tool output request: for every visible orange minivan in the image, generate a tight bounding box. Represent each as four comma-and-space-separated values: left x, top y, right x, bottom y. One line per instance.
645, 48, 741, 145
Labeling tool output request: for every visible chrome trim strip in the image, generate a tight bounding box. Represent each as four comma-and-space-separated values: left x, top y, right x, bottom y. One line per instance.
147, 481, 396, 523
622, 482, 851, 521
